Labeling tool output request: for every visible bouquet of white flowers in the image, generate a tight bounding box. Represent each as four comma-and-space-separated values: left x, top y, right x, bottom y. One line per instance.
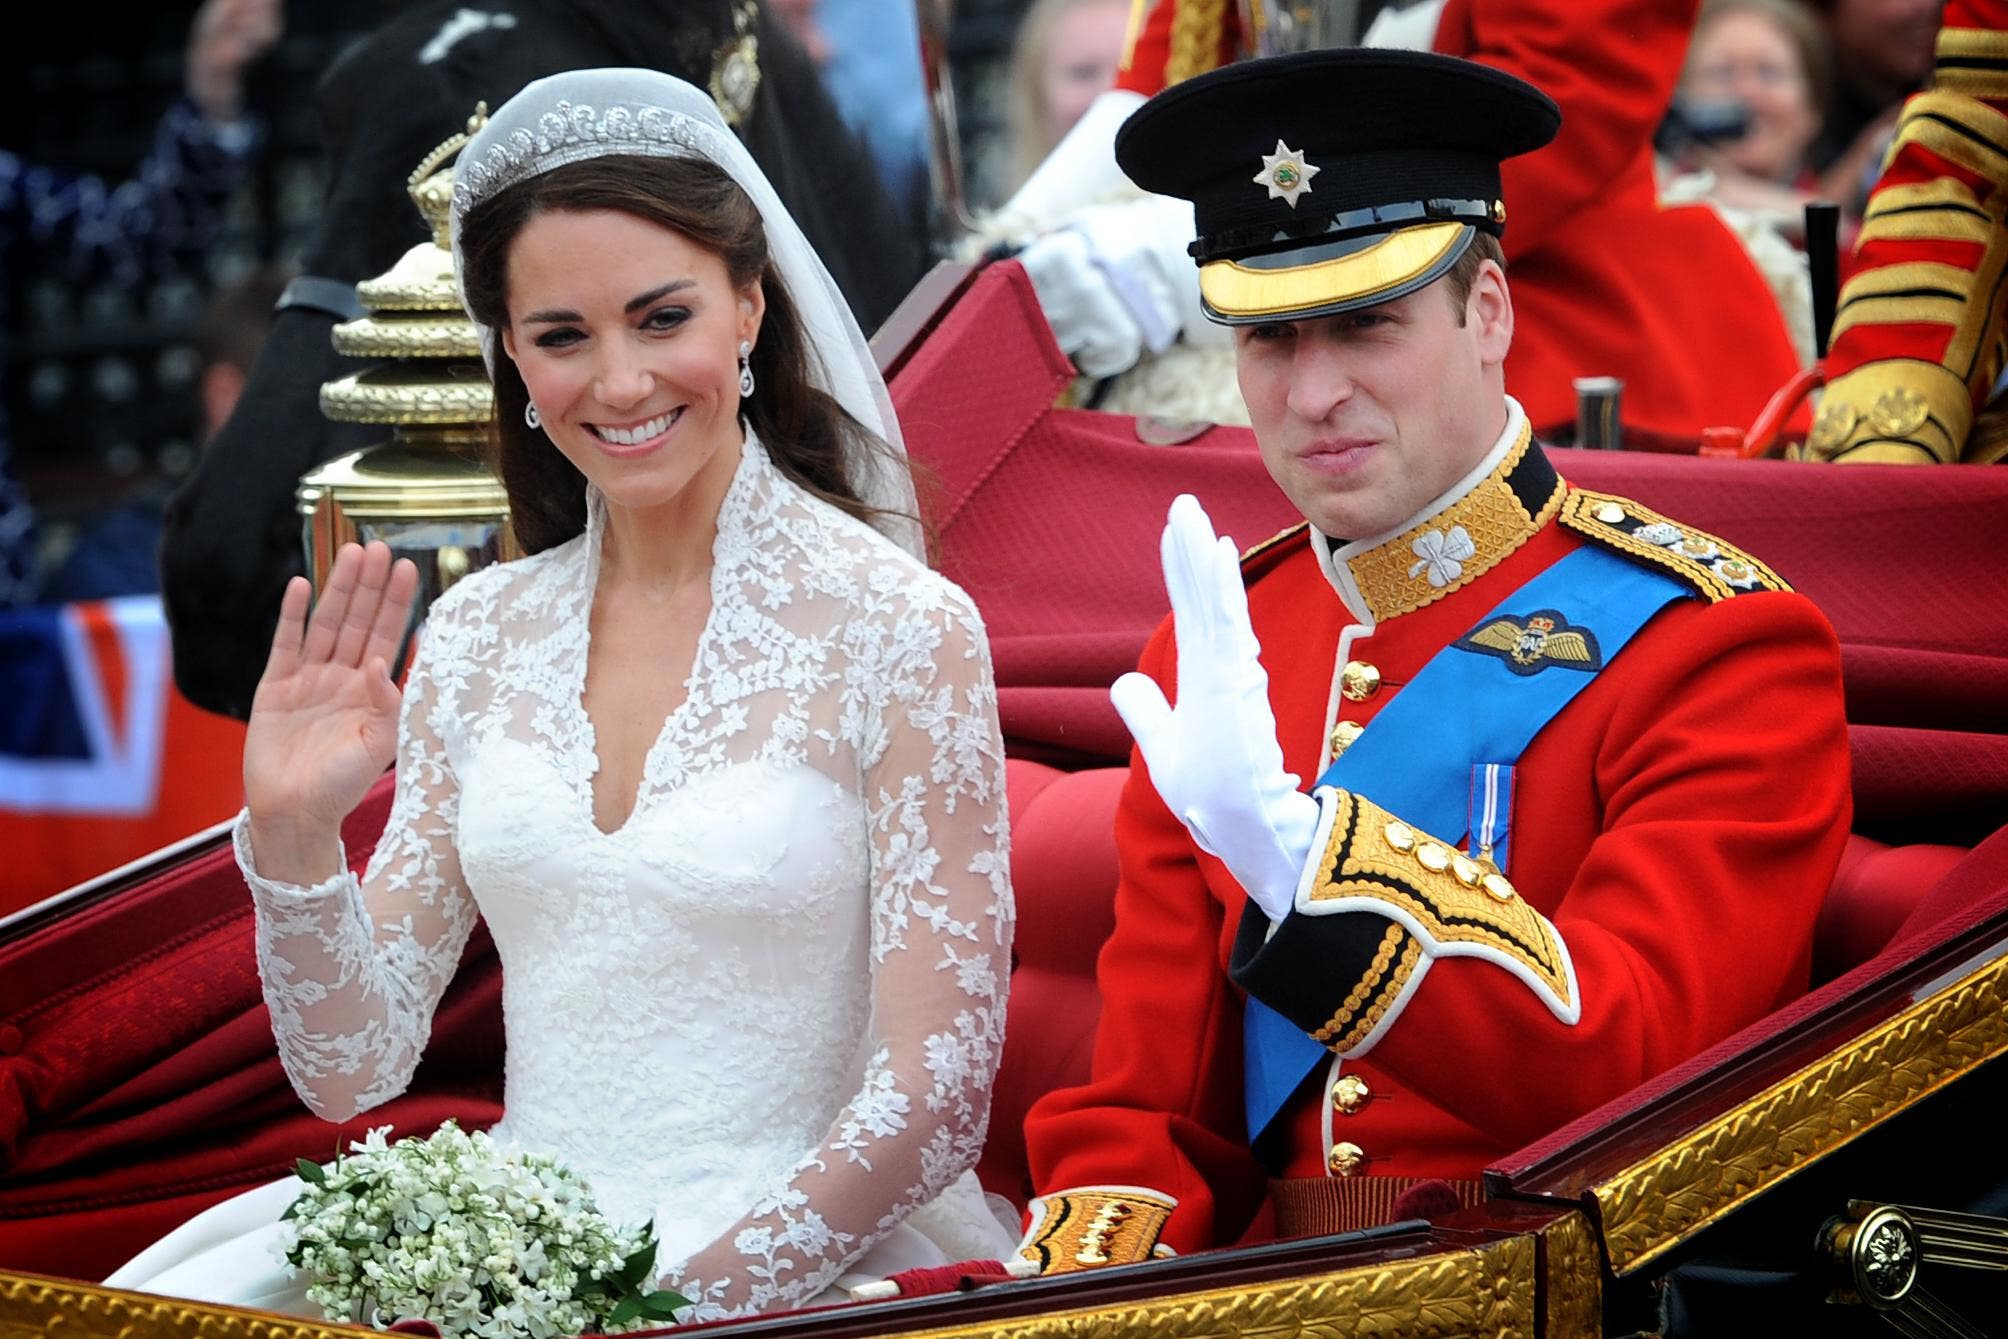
281, 1121, 687, 1338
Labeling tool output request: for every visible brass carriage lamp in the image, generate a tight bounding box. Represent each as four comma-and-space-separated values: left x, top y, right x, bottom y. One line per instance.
298, 105, 518, 614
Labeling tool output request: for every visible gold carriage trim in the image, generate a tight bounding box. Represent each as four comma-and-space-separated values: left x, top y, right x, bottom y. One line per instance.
1198, 222, 1466, 321
1560, 491, 1789, 600
1934, 25, 2008, 102
1304, 789, 1573, 1014
1593, 939, 2008, 1274
1019, 1186, 1178, 1274
1806, 360, 1967, 464
1541, 1209, 1605, 1339
1343, 417, 1561, 622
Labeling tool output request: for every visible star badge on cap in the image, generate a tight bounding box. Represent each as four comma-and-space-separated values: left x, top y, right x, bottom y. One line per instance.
1253, 140, 1320, 207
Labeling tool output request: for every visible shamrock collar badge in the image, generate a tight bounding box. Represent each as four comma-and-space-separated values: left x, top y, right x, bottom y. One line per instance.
1254, 140, 1320, 207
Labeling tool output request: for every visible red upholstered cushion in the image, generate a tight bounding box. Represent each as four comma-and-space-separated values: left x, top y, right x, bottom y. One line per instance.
1814, 836, 1968, 984
978, 762, 1127, 1208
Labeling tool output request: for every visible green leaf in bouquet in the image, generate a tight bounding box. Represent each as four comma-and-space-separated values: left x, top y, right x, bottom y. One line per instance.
638, 1290, 688, 1319
617, 1235, 658, 1291
296, 1158, 327, 1185
606, 1296, 645, 1328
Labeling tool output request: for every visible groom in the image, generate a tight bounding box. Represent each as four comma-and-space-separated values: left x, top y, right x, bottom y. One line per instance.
1017, 47, 1853, 1269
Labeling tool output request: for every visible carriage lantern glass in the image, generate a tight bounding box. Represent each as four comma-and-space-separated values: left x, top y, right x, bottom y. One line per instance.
298, 106, 520, 621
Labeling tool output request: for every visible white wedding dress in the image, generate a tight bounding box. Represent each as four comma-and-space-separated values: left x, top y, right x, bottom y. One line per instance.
106, 436, 1017, 1321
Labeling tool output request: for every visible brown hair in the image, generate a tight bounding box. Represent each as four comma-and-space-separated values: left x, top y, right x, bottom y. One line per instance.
457, 154, 915, 554
1441, 228, 1506, 324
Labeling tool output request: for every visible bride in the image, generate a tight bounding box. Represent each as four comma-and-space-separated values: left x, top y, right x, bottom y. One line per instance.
107, 68, 1015, 1320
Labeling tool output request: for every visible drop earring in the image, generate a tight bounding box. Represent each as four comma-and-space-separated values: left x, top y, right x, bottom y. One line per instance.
738, 339, 756, 398
524, 401, 542, 430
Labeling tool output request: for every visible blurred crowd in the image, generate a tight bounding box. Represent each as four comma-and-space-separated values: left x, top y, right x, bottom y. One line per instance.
0, 0, 1975, 615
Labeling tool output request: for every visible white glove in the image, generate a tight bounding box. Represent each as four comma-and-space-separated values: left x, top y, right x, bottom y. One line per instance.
1018, 193, 1226, 379
1111, 495, 1320, 922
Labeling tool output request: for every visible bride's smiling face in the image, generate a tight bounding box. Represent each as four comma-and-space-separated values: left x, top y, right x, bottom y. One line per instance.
500, 207, 764, 513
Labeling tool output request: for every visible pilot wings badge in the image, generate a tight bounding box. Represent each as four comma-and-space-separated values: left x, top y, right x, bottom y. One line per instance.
1455, 609, 1604, 676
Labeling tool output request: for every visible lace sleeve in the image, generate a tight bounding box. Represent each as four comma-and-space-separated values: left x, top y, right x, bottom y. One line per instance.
237, 603, 480, 1124
665, 580, 1013, 1318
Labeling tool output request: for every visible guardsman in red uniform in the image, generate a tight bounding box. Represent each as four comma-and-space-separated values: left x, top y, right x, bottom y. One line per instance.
1010, 0, 1804, 441
1017, 49, 1852, 1270
1809, 0, 2008, 463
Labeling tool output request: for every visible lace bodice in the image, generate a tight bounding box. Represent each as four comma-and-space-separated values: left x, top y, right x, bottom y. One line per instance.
238, 436, 1013, 1318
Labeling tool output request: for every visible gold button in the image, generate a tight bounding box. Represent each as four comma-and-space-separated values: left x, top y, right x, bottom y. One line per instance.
1329, 719, 1365, 756
1328, 1141, 1366, 1176
1331, 1074, 1371, 1115
1870, 386, 1929, 437
1450, 853, 1483, 887
1340, 660, 1383, 702
1417, 842, 1452, 874
1482, 872, 1518, 903
1811, 398, 1858, 452
1593, 502, 1626, 525
1383, 821, 1416, 853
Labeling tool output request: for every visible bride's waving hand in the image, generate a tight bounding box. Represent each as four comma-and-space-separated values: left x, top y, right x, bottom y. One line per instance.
243, 542, 418, 882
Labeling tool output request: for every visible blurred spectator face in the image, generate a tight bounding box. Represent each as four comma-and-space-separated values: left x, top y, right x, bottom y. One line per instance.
1040, 0, 1131, 145
1827, 0, 1942, 93
1683, 5, 1824, 180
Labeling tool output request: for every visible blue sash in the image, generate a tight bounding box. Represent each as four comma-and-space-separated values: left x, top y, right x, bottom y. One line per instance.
1241, 545, 1692, 1142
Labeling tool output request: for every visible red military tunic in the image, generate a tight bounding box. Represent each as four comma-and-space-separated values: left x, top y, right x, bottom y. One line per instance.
1112, 0, 1806, 441
1020, 415, 1851, 1264
1809, 0, 2008, 464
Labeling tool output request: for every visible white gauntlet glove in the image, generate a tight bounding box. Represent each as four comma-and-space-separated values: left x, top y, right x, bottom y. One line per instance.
1111, 495, 1320, 922
1017, 194, 1223, 379
998, 89, 1224, 380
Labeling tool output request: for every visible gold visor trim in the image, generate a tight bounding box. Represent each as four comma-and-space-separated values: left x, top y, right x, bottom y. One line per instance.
1199, 222, 1466, 319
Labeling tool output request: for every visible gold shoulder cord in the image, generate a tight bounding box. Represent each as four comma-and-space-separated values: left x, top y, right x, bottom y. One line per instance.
1165, 0, 1231, 85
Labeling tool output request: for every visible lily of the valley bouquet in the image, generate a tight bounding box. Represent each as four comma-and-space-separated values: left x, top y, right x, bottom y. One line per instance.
281, 1120, 687, 1338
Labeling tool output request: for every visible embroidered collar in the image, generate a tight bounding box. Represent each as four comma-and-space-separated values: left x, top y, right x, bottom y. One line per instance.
1312, 398, 1563, 624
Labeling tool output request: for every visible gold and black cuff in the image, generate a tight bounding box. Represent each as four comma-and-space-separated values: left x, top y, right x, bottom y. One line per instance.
1018, 1186, 1178, 1274
1231, 789, 1577, 1056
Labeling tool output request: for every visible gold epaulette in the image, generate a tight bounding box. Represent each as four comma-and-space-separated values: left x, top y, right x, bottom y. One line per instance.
1019, 1186, 1178, 1274
1559, 490, 1790, 601
1238, 519, 1310, 584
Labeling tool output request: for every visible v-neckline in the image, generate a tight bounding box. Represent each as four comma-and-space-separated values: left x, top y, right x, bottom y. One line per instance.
570, 444, 751, 840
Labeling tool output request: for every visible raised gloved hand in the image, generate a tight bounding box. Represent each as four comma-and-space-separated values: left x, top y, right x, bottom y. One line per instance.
1110, 495, 1320, 922
1016, 193, 1222, 379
